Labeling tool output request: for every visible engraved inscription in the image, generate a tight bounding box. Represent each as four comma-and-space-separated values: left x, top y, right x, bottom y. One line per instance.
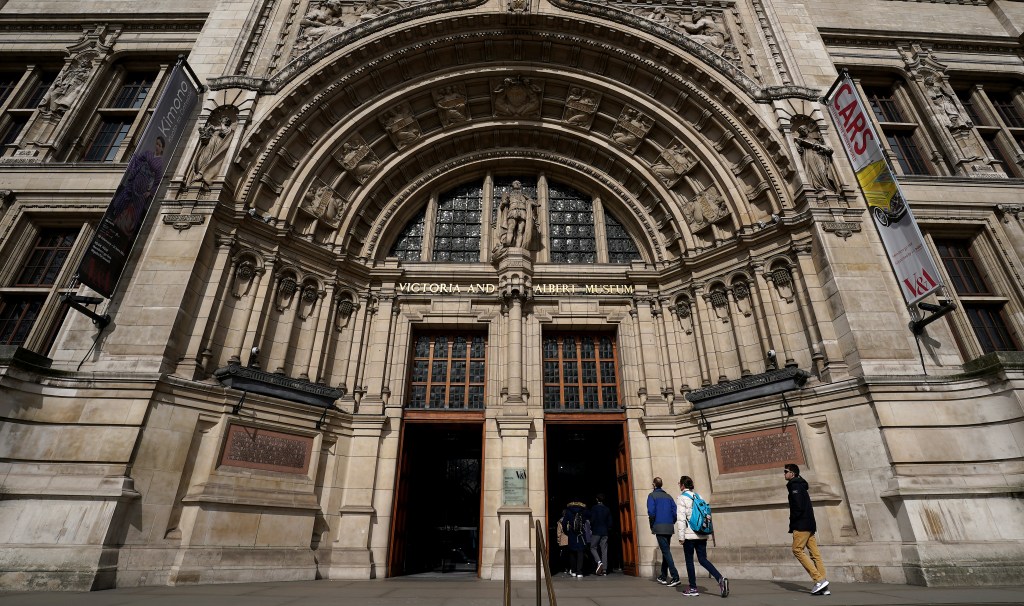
221, 424, 313, 474
714, 425, 804, 474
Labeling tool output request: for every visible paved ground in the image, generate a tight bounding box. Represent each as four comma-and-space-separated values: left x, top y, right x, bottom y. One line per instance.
1, 574, 1022, 606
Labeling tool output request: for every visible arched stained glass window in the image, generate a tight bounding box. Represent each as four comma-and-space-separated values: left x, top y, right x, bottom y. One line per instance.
433, 182, 483, 262
548, 181, 596, 263
604, 210, 641, 264
389, 207, 426, 261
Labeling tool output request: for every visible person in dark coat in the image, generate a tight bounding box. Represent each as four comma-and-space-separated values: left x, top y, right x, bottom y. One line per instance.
561, 500, 590, 578
646, 477, 680, 586
785, 463, 829, 595
589, 493, 613, 575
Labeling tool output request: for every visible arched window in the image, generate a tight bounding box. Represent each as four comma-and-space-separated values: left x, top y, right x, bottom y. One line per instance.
604, 209, 641, 264
548, 181, 596, 264
432, 183, 483, 262
389, 207, 426, 261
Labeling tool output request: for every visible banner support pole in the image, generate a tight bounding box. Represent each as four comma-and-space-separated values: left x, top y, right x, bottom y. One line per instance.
61, 293, 111, 329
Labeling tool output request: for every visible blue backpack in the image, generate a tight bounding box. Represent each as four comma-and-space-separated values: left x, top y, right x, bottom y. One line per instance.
686, 491, 713, 534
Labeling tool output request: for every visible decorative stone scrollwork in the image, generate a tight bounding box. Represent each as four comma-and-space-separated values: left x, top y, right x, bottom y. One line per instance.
650, 140, 698, 188
338, 135, 380, 183
335, 293, 357, 330
379, 102, 421, 150
507, 0, 529, 12
298, 282, 322, 320
300, 184, 347, 229
433, 84, 470, 127
563, 86, 600, 129
680, 185, 730, 232
493, 75, 543, 117
231, 255, 262, 299
996, 204, 1024, 223
611, 106, 653, 154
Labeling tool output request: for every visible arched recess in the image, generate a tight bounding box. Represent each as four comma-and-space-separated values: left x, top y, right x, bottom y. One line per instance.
216, 10, 806, 264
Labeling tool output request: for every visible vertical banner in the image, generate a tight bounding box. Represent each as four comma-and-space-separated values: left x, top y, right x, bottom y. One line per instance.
77, 60, 201, 298
824, 74, 943, 305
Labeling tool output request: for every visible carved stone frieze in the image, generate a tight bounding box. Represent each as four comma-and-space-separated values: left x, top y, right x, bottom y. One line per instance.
433, 84, 470, 127
680, 185, 730, 232
292, 0, 429, 59
379, 102, 421, 150
611, 106, 653, 154
563, 86, 601, 129
650, 140, 698, 188
493, 75, 543, 118
337, 135, 380, 184
300, 184, 348, 228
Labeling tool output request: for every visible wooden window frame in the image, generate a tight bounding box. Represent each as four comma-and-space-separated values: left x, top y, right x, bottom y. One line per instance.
542, 332, 622, 411
406, 331, 487, 410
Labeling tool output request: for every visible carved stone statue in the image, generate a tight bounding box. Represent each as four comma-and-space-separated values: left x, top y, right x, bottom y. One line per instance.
39, 55, 93, 117
794, 124, 840, 194
379, 103, 421, 149
189, 113, 235, 190
643, 6, 672, 27
681, 185, 729, 232
651, 142, 698, 188
493, 75, 542, 117
563, 86, 600, 128
295, 0, 347, 54
680, 8, 728, 51
339, 136, 379, 183
495, 180, 540, 250
433, 85, 470, 127
925, 76, 965, 129
611, 107, 653, 153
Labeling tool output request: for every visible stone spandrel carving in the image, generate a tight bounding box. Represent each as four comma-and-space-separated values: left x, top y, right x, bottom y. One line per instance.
433, 84, 470, 127
650, 140, 698, 188
338, 135, 380, 183
293, 0, 420, 57
563, 86, 601, 129
680, 8, 728, 52
379, 102, 421, 150
680, 184, 730, 232
493, 75, 543, 118
611, 107, 653, 154
299, 184, 347, 228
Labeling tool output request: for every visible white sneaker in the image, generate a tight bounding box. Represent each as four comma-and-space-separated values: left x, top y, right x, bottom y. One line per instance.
822, 590, 831, 595
811, 580, 830, 594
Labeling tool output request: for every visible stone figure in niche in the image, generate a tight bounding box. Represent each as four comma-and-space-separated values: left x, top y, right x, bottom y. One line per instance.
563, 86, 600, 128
680, 185, 729, 232
651, 141, 698, 188
379, 103, 421, 150
495, 180, 540, 250
433, 84, 470, 127
493, 75, 542, 117
189, 112, 235, 190
794, 123, 840, 194
680, 8, 728, 51
339, 136, 379, 183
39, 55, 93, 117
300, 184, 346, 228
925, 76, 966, 129
611, 107, 653, 153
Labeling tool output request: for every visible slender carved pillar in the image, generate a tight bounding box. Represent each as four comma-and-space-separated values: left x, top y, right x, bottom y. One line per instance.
653, 299, 677, 406
174, 234, 234, 378
344, 293, 375, 397
744, 272, 774, 371
792, 246, 848, 380
756, 264, 795, 367
361, 294, 396, 413
725, 288, 750, 375
226, 255, 271, 364
293, 284, 326, 379
632, 296, 665, 411
305, 282, 336, 381
692, 283, 719, 385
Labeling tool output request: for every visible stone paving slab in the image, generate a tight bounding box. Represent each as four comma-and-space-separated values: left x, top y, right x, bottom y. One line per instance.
1, 575, 1023, 606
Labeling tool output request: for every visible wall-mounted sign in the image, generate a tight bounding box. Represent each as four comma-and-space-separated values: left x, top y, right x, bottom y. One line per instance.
502, 467, 528, 506
395, 282, 636, 296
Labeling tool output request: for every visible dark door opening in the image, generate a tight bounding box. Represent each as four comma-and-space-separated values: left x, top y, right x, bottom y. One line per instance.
389, 422, 483, 576
545, 422, 635, 576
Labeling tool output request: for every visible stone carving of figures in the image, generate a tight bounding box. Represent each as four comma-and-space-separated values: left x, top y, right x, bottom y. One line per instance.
643, 6, 672, 26
563, 86, 600, 128
339, 137, 379, 183
190, 114, 235, 190
39, 56, 92, 117
301, 185, 346, 228
493, 75, 542, 117
680, 8, 727, 51
434, 85, 470, 127
681, 185, 729, 232
295, 0, 347, 53
495, 180, 540, 250
794, 124, 840, 194
651, 142, 698, 188
611, 107, 653, 153
379, 103, 421, 149
925, 76, 965, 129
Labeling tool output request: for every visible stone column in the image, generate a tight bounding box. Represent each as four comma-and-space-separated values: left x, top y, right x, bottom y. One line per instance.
755, 263, 794, 367
343, 293, 375, 398
792, 246, 848, 380
692, 283, 722, 384
633, 295, 668, 414
359, 293, 396, 415
225, 255, 271, 365
173, 234, 234, 379
493, 416, 535, 580
294, 283, 326, 380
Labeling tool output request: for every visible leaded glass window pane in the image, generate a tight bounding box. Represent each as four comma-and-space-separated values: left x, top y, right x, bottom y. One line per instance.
548, 182, 596, 263
543, 333, 621, 410
433, 182, 483, 262
390, 208, 426, 261
407, 332, 487, 409
605, 210, 641, 264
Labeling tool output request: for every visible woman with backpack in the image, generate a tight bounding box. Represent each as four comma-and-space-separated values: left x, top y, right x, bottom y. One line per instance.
677, 476, 729, 597
561, 500, 590, 578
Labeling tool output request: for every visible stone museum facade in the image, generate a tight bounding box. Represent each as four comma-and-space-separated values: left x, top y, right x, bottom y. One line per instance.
2, 0, 1023, 592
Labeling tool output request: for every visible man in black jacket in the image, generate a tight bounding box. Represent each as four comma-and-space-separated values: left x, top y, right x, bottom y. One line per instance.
785, 463, 829, 595
589, 494, 613, 575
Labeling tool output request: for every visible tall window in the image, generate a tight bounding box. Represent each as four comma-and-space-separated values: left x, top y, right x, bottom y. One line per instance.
407, 333, 486, 409
935, 238, 1018, 355
954, 85, 1024, 178
390, 208, 425, 261
82, 69, 158, 162
863, 83, 931, 175
0, 69, 54, 152
548, 182, 596, 263
0, 227, 79, 350
605, 211, 641, 264
543, 333, 620, 410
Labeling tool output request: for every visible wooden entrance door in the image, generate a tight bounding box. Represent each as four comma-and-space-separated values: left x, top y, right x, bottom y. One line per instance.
615, 436, 637, 575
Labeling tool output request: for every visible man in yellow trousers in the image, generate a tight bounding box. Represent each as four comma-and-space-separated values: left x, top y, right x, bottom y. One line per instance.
784, 463, 830, 595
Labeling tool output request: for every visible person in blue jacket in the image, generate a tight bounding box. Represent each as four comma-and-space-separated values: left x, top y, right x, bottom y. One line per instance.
561, 500, 590, 578
647, 476, 680, 586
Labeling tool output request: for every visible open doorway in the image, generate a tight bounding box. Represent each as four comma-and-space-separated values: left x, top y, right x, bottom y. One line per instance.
545, 422, 636, 576
389, 422, 483, 576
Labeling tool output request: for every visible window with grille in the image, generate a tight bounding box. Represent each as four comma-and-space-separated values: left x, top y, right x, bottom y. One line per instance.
989, 92, 1024, 129
604, 210, 640, 264
935, 238, 1018, 355
433, 183, 482, 262
390, 208, 426, 261
543, 333, 620, 410
548, 182, 596, 263
407, 333, 486, 409
111, 72, 155, 109
16, 229, 78, 286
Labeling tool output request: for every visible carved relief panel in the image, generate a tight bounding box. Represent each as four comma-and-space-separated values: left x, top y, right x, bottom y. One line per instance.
680, 184, 730, 232
337, 135, 380, 184
611, 106, 653, 154
562, 86, 601, 129
492, 75, 543, 118
433, 84, 470, 127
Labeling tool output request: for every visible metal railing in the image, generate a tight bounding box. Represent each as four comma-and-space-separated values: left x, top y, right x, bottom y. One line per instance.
503, 519, 558, 606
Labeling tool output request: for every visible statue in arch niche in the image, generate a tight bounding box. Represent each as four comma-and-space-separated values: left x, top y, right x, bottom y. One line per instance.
495, 180, 540, 251
189, 108, 237, 190
793, 119, 840, 194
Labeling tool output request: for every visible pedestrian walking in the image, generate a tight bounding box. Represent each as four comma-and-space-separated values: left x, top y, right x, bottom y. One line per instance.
555, 508, 570, 575
562, 500, 590, 578
646, 477, 680, 587
677, 476, 728, 597
785, 463, 830, 595
589, 493, 613, 575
